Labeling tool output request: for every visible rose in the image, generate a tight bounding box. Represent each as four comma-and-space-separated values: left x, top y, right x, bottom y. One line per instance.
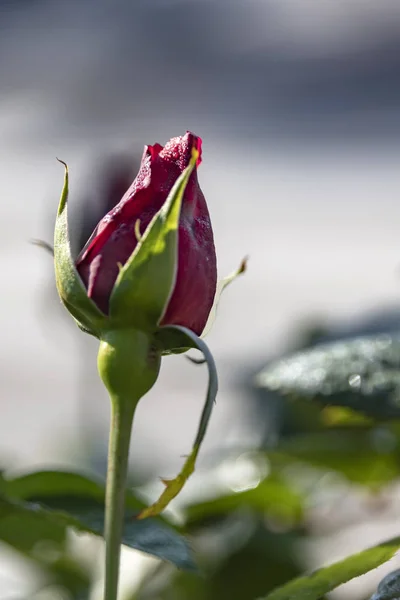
75, 131, 217, 336
52, 132, 243, 592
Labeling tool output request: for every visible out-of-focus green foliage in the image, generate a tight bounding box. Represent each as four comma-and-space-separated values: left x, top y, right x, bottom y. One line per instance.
257, 335, 400, 420
6, 331, 400, 598
0, 470, 196, 570
0, 493, 67, 553
130, 333, 400, 600
4, 469, 144, 508
33, 556, 91, 600
186, 474, 304, 526
261, 535, 400, 600
130, 455, 306, 600
133, 522, 302, 600
269, 425, 400, 488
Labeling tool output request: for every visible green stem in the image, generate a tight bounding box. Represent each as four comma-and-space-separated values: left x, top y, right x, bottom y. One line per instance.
104, 395, 135, 600
98, 329, 161, 600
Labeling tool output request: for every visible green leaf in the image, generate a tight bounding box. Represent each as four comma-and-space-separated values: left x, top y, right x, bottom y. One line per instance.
109, 152, 197, 331
257, 335, 400, 420
3, 470, 197, 571
186, 475, 303, 526
261, 535, 400, 600
138, 326, 217, 519
0, 494, 67, 553
270, 426, 400, 488
4, 469, 144, 511
54, 160, 106, 336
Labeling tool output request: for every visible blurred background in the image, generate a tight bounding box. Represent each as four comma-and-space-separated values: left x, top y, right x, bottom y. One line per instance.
2, 0, 400, 598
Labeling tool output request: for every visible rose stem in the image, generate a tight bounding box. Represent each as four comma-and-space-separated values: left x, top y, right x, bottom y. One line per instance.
104, 395, 135, 600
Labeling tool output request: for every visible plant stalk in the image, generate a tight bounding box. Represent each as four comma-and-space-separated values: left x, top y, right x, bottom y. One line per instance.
98, 329, 161, 600
104, 395, 136, 600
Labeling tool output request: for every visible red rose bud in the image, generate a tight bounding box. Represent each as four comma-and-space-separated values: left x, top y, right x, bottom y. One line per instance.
76, 132, 217, 335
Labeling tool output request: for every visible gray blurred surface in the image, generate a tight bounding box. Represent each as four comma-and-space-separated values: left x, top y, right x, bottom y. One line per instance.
2, 0, 400, 477
2, 0, 400, 596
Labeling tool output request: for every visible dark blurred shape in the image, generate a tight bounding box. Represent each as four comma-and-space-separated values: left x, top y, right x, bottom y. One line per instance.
73, 152, 139, 257
246, 307, 400, 443
370, 568, 400, 600
257, 334, 400, 421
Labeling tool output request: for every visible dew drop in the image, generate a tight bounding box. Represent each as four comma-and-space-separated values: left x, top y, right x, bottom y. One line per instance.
348, 374, 361, 389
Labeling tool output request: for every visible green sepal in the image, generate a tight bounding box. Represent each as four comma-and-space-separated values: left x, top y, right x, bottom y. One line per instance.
137, 326, 217, 519
155, 326, 197, 355
54, 160, 106, 337
156, 257, 248, 355
109, 150, 198, 332
202, 256, 247, 338
154, 258, 248, 354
